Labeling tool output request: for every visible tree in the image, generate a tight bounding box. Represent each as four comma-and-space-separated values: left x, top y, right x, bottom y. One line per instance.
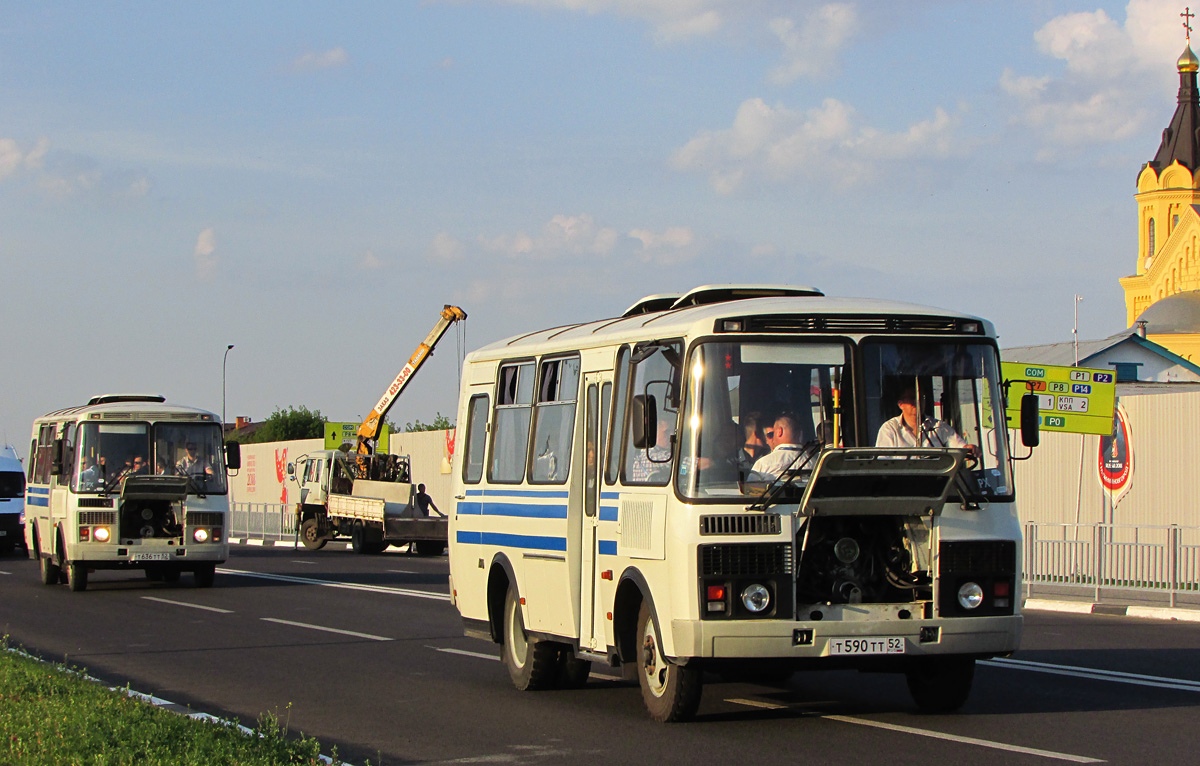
240, 405, 326, 443
405, 412, 454, 432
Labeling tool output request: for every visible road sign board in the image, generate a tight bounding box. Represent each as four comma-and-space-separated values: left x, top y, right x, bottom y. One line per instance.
1001, 362, 1117, 436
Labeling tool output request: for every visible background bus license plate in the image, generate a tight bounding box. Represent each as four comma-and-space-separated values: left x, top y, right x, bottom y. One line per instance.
828, 637, 905, 655
133, 553, 169, 562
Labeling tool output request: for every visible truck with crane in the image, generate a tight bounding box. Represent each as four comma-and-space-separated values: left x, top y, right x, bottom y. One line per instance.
289, 305, 467, 555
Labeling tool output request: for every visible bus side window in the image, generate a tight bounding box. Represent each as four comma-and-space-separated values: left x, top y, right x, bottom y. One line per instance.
462, 394, 489, 484
490, 361, 535, 483
530, 356, 579, 484
605, 347, 630, 485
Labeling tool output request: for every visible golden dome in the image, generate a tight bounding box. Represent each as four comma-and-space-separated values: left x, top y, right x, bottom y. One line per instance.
1179, 45, 1199, 73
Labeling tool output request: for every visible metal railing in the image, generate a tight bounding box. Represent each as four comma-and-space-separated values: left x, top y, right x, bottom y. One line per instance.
1024, 521, 1200, 607
229, 502, 295, 543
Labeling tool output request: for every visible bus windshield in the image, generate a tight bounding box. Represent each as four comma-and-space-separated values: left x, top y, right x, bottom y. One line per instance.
74, 422, 227, 494
676, 338, 1012, 501
677, 340, 853, 500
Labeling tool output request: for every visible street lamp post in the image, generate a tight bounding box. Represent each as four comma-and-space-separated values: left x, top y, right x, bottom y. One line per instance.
222, 344, 235, 431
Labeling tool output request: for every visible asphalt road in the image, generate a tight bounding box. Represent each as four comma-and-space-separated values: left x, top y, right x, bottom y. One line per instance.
1, 545, 1198, 766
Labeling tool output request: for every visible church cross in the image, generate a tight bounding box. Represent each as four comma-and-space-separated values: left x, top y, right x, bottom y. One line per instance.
1184, 6, 1195, 42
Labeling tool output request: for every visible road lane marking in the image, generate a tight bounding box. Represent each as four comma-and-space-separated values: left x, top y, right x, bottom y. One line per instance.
985, 657, 1200, 693
726, 697, 787, 710
387, 569, 418, 574
0, 570, 11, 575
431, 646, 500, 661
141, 596, 233, 614
823, 714, 1104, 763
261, 617, 393, 642
217, 567, 451, 601
290, 560, 317, 565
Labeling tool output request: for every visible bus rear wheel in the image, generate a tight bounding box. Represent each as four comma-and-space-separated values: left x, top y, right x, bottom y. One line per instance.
300, 518, 327, 550
636, 601, 702, 722
501, 584, 558, 691
906, 658, 975, 713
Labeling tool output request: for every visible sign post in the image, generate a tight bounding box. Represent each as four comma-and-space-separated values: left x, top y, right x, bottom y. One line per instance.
1001, 362, 1117, 436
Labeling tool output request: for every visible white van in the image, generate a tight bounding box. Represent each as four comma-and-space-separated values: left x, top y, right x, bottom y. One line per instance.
0, 445, 25, 555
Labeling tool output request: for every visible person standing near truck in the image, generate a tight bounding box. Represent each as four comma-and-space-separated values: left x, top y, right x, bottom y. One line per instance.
414, 483, 442, 517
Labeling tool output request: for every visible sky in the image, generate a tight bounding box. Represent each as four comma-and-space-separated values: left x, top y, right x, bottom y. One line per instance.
0, 0, 1195, 451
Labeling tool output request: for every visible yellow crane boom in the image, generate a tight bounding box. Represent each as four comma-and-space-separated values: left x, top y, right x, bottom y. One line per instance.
355, 305, 467, 455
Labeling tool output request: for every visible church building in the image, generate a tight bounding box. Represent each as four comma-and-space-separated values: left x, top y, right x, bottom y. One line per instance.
1120, 43, 1200, 361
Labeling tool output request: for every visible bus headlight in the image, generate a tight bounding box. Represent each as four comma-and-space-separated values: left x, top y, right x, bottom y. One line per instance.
957, 581, 984, 610
193, 528, 210, 543
741, 583, 771, 613
93, 527, 111, 543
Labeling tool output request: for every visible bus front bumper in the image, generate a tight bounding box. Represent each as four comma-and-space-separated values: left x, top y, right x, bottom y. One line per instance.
670, 613, 1022, 661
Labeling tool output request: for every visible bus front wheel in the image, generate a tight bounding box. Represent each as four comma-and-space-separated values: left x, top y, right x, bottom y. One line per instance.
906, 658, 975, 713
65, 557, 88, 592
636, 601, 702, 722
501, 584, 558, 691
39, 554, 60, 586
194, 564, 216, 588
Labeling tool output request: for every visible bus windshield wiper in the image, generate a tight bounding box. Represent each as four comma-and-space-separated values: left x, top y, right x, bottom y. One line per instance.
749, 440, 822, 512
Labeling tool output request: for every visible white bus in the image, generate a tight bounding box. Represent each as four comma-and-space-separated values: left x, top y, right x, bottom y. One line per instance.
1, 445, 26, 555
448, 285, 1038, 721
24, 394, 240, 591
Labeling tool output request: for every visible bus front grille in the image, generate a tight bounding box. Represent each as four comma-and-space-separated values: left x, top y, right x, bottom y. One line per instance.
700, 543, 792, 577
700, 514, 781, 536
186, 512, 224, 527
78, 511, 117, 526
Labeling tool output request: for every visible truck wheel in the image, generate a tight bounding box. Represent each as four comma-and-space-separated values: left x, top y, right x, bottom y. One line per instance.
502, 584, 558, 691
636, 601, 702, 722
300, 518, 327, 551
39, 553, 61, 586
906, 658, 975, 713
65, 556, 88, 592
193, 564, 216, 588
415, 540, 446, 556
351, 521, 368, 554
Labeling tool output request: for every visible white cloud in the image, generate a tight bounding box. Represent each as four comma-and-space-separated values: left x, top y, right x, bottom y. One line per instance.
672, 96, 962, 193
630, 225, 697, 265
358, 250, 384, 270
194, 227, 218, 280
289, 47, 350, 73
479, 213, 620, 258
1004, 0, 1190, 149
0, 137, 49, 181
428, 231, 466, 262
767, 4, 855, 84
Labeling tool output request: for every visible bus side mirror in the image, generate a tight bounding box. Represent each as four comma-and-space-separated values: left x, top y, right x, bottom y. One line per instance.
50, 439, 65, 476
631, 394, 658, 449
1020, 393, 1040, 448
287, 461, 295, 478
225, 440, 242, 471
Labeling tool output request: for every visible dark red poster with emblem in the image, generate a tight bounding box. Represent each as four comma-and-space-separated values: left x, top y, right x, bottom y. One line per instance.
1097, 402, 1133, 503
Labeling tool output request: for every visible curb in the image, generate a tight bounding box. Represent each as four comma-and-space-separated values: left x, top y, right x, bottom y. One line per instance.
1024, 598, 1200, 623
227, 538, 418, 553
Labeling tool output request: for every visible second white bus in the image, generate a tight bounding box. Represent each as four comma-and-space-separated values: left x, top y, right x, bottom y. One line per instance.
448, 285, 1036, 721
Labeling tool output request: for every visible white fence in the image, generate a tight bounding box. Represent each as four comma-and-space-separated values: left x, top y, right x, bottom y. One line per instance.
230, 502, 295, 543
1024, 522, 1200, 607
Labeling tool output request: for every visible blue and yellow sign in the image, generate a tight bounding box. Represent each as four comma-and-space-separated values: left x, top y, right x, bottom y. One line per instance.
1001, 362, 1117, 436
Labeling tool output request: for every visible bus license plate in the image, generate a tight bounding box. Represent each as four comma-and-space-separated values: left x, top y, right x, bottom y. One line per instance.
828, 637, 905, 655
133, 552, 170, 562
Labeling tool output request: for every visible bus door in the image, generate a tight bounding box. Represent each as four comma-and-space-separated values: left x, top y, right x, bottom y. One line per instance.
577, 372, 612, 652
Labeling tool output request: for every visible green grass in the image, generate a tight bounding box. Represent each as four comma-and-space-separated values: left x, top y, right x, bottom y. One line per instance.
1, 641, 337, 765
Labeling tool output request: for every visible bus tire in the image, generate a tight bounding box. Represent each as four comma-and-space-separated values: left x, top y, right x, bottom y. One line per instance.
905, 658, 975, 713
65, 558, 88, 592
300, 518, 327, 550
502, 584, 558, 691
415, 540, 445, 556
39, 553, 60, 586
636, 601, 702, 722
145, 566, 164, 581
557, 650, 592, 689
193, 564, 216, 588
163, 567, 181, 583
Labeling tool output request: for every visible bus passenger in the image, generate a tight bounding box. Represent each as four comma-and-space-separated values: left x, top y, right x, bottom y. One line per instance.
176, 442, 214, 477
751, 413, 813, 478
